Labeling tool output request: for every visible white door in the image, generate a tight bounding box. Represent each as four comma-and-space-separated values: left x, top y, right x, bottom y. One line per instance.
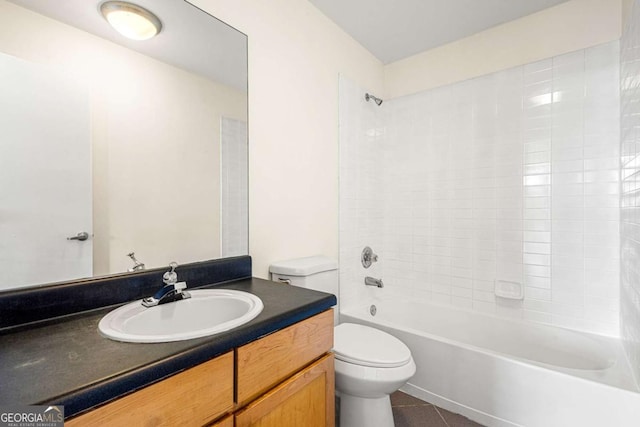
0, 53, 92, 290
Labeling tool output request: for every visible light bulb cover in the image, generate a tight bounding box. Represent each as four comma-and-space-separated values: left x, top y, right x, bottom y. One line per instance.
100, 1, 162, 41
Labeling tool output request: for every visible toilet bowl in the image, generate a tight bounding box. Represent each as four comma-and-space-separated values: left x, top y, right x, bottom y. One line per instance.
269, 256, 415, 427
334, 323, 416, 427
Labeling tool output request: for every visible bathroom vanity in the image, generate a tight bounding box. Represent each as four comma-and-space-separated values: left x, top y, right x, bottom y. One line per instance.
67, 310, 334, 426
0, 1, 338, 424
0, 257, 337, 426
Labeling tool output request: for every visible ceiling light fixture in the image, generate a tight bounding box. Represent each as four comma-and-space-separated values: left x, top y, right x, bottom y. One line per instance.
100, 1, 162, 41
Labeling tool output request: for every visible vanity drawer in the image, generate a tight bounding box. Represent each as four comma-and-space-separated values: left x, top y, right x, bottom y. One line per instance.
235, 353, 335, 427
66, 351, 234, 427
236, 309, 334, 407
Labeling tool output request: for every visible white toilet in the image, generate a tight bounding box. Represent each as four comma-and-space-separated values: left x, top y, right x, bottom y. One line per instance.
270, 256, 416, 427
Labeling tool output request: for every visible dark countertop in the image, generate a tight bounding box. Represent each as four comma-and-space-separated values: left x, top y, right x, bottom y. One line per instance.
0, 277, 336, 418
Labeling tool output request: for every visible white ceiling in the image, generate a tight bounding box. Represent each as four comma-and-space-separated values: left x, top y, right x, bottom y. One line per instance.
308, 0, 572, 64
8, 0, 247, 91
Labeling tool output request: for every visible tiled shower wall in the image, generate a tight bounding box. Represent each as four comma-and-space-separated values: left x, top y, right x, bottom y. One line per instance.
340, 40, 620, 336
339, 77, 386, 309
220, 117, 248, 257
621, 0, 640, 386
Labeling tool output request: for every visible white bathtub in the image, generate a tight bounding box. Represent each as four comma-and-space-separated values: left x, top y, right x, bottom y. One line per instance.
340, 297, 640, 427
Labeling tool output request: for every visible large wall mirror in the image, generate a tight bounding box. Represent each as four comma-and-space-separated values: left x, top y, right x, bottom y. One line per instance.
0, 0, 248, 291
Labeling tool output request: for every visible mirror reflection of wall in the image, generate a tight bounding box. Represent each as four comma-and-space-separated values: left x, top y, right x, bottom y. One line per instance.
0, 0, 248, 290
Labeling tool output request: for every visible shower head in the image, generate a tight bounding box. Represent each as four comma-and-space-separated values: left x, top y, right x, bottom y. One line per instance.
365, 93, 383, 106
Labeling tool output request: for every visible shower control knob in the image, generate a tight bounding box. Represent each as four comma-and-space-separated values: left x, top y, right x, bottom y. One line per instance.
361, 246, 378, 269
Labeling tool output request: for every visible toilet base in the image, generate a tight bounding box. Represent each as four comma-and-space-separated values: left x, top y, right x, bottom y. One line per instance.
338, 391, 394, 427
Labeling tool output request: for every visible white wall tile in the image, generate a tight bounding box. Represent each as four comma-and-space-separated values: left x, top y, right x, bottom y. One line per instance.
527, 275, 552, 289
340, 40, 620, 339
524, 264, 551, 277
220, 117, 248, 258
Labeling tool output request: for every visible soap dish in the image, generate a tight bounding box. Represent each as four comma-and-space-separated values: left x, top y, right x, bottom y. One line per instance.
494, 280, 524, 300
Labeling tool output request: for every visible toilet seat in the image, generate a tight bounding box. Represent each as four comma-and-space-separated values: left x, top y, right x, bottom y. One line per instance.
334, 323, 412, 368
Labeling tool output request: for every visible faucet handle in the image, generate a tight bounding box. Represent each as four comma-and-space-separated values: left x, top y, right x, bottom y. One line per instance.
361, 246, 379, 269
163, 262, 179, 286
127, 252, 145, 272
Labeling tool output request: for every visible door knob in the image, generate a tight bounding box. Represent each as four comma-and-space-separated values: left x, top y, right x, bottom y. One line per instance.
67, 232, 89, 241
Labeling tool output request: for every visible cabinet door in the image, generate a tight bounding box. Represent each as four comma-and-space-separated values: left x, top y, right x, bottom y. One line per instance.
66, 352, 234, 427
209, 414, 233, 427
235, 353, 335, 427
237, 309, 333, 407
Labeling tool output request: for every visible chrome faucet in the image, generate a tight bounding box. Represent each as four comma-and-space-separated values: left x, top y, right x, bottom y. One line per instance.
127, 252, 145, 272
365, 276, 384, 288
141, 262, 191, 307
361, 246, 379, 269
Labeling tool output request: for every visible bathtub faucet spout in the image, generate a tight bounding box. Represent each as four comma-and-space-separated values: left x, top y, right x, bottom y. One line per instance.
365, 276, 384, 288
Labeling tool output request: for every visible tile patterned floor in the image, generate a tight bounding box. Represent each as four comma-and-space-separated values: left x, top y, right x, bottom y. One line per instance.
391, 391, 485, 427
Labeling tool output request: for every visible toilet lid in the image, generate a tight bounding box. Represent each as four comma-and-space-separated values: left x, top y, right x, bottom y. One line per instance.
333, 323, 412, 368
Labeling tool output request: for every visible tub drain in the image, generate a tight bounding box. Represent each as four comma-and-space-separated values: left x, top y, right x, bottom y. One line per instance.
370, 304, 377, 316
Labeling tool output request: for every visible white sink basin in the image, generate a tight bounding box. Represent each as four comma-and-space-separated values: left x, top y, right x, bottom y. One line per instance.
98, 289, 263, 343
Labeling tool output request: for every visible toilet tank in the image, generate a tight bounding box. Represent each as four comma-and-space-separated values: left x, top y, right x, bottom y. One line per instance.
269, 256, 338, 296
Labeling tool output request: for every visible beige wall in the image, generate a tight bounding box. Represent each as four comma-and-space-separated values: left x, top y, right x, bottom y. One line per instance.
385, 0, 622, 98
193, 0, 385, 278
91, 59, 246, 274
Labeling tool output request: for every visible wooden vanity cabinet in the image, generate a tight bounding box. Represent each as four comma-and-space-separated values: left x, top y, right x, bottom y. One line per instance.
65, 309, 334, 427
66, 351, 234, 427
209, 414, 234, 427
236, 309, 334, 406
235, 353, 334, 427
235, 309, 334, 427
